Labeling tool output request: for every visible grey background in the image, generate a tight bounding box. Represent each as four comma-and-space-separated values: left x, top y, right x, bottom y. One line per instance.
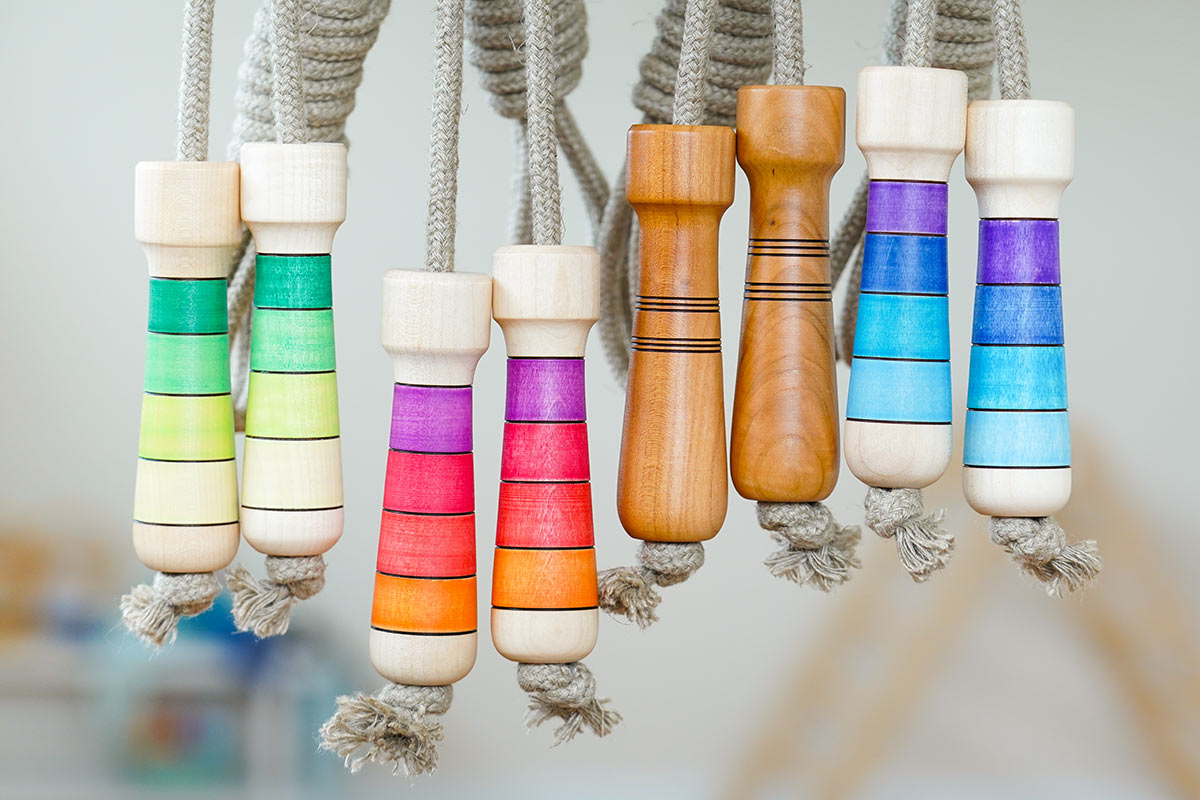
1, 0, 1196, 796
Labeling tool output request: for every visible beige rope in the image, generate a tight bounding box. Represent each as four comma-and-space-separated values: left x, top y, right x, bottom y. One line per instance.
176, 0, 215, 161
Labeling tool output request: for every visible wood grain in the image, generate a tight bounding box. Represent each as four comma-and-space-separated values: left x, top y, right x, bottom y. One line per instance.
618, 124, 734, 542
731, 85, 845, 503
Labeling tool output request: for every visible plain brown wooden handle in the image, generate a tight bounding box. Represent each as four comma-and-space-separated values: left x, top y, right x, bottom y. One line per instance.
617, 124, 735, 543
730, 85, 846, 503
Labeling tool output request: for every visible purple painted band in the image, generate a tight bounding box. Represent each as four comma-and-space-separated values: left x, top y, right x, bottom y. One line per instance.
978, 219, 1060, 284
390, 384, 473, 453
506, 358, 586, 422
866, 181, 948, 235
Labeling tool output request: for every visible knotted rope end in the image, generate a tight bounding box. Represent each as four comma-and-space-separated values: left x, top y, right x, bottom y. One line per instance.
597, 541, 704, 627
517, 662, 621, 745
227, 554, 325, 638
864, 487, 954, 582
758, 501, 862, 592
989, 516, 1102, 596
319, 683, 452, 777
120, 571, 220, 649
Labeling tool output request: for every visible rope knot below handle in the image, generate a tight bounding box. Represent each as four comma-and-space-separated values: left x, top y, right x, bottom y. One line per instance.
517, 661, 621, 744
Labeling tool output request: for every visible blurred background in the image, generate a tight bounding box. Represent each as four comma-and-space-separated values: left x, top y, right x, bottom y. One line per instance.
1, 0, 1197, 797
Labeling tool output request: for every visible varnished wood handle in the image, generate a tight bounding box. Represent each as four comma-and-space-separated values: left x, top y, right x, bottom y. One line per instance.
490, 246, 600, 664
618, 124, 735, 543
239, 143, 347, 558
132, 161, 241, 574
731, 85, 845, 504
963, 100, 1074, 517
371, 269, 491, 686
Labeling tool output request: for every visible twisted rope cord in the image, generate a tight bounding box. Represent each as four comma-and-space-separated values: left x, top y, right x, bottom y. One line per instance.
123, 0, 221, 648
771, 0, 804, 85
671, 0, 718, 125
426, 0, 466, 271
177, 0, 215, 161
466, 0, 607, 242
991, 0, 1030, 99
269, 0, 308, 142
830, 0, 998, 583
226, 0, 390, 429
524, 0, 563, 244
983, 0, 1099, 593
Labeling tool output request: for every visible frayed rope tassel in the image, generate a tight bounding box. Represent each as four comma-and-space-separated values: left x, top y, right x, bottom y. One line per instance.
320, 684, 451, 776
517, 662, 621, 745
758, 502, 862, 591
864, 487, 954, 582
227, 554, 325, 638
597, 541, 704, 628
121, 571, 221, 649
990, 516, 1101, 596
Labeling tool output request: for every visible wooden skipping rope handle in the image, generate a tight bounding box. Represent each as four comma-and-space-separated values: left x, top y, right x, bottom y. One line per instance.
132, 162, 242, 573
491, 246, 601, 663
371, 269, 491, 685
239, 143, 347, 558
731, 86, 845, 503
963, 101, 1074, 517
618, 124, 735, 543
843, 66, 966, 490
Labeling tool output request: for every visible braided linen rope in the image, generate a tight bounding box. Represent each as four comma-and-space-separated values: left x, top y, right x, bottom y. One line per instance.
121, 0, 222, 649
466, 0, 608, 242
983, 0, 1100, 594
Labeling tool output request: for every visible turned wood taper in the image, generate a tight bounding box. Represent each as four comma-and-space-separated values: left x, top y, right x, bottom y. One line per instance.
239, 143, 347, 558
371, 269, 491, 686
132, 161, 241, 573
491, 246, 600, 664
617, 124, 734, 543
731, 85, 845, 504
963, 100, 1074, 517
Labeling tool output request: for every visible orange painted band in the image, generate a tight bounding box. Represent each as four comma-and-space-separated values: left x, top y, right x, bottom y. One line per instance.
371, 573, 476, 634
491, 547, 598, 610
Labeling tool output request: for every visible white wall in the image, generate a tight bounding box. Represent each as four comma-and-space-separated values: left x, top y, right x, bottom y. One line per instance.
0, 1, 1196, 796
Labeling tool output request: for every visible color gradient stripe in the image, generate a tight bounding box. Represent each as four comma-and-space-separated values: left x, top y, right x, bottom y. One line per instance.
965, 218, 1070, 468
846, 180, 952, 426
136, 276, 237, 527
242, 254, 341, 514
494, 358, 598, 613
373, 382, 476, 636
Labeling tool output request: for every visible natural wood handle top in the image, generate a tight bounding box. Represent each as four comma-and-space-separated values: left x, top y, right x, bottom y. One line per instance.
618, 124, 734, 543
731, 85, 845, 503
